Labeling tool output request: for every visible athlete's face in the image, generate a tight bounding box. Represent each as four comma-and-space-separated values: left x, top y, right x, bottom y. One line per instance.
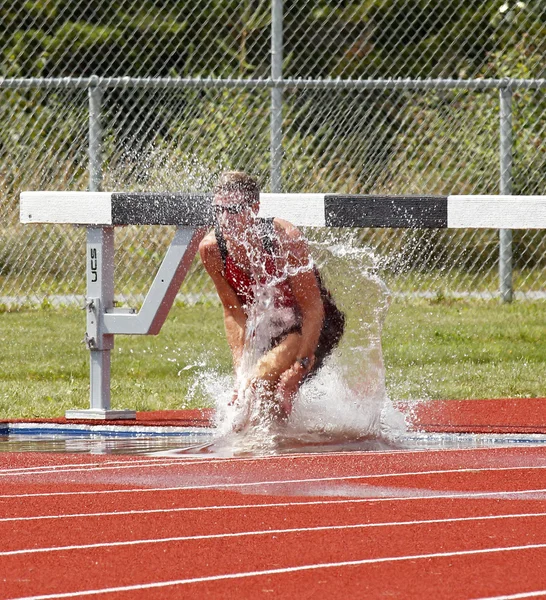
214, 191, 258, 236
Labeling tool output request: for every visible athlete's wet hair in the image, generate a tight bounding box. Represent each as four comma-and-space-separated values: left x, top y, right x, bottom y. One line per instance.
214, 171, 260, 204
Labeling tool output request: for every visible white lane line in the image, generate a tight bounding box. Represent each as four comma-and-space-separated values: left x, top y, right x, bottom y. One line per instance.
4, 497, 546, 524
0, 473, 391, 497
0, 457, 185, 474
0, 458, 242, 477
3, 461, 546, 480
8, 542, 546, 600
0, 453, 304, 475
0, 450, 403, 473
2, 512, 546, 557
1, 442, 538, 475
3, 468, 546, 499
474, 592, 546, 599
0, 454, 314, 475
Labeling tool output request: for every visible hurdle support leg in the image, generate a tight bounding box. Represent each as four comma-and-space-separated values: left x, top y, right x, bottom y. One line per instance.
101, 227, 207, 336
66, 227, 134, 420
65, 225, 206, 421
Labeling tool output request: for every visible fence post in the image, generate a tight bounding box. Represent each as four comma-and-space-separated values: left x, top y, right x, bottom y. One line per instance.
270, 0, 283, 192
499, 86, 513, 303
88, 75, 103, 193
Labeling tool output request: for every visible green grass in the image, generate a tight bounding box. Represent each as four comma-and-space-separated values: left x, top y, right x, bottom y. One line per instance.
0, 299, 545, 419
382, 299, 546, 401
0, 304, 231, 419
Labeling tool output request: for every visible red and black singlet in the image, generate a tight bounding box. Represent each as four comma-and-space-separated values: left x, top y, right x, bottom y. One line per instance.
214, 218, 296, 311
214, 218, 346, 373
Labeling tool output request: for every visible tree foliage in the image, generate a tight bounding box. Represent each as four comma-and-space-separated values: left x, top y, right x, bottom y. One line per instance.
2, 0, 545, 79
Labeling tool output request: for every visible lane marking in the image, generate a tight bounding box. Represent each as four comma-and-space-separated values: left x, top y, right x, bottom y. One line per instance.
0, 455, 317, 475
474, 592, 546, 599
4, 498, 546, 524
8, 542, 546, 599
3, 470, 546, 499
1, 443, 540, 474
0, 450, 403, 473
0, 457, 186, 474
3, 461, 546, 480
146, 446, 546, 459
0, 459, 282, 477
2, 512, 546, 556
0, 459, 227, 477
0, 473, 400, 497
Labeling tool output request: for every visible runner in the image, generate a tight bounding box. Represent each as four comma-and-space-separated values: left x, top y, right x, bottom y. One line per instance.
199, 171, 345, 427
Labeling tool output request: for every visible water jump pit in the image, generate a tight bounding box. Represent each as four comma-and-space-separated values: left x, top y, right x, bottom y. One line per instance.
2, 398, 546, 457
14, 191, 546, 459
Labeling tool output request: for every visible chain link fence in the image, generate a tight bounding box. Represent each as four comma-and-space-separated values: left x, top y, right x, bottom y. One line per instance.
1, 1, 545, 308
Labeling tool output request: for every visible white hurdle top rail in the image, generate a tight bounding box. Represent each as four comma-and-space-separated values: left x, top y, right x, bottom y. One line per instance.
20, 191, 546, 229
19, 191, 546, 420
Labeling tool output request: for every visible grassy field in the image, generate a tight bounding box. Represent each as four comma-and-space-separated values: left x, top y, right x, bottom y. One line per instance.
0, 299, 545, 419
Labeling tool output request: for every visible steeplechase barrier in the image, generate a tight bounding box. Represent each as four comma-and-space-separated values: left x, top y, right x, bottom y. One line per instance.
20, 192, 546, 419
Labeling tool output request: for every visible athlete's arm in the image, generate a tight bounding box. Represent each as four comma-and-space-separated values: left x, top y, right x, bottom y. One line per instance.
277, 219, 324, 365
199, 234, 247, 369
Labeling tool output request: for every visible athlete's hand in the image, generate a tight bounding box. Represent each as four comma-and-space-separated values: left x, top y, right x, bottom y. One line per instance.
253, 352, 286, 381
295, 353, 315, 374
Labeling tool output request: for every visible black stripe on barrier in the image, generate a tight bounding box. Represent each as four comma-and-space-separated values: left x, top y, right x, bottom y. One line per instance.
324, 195, 448, 228
111, 193, 450, 228
112, 193, 213, 226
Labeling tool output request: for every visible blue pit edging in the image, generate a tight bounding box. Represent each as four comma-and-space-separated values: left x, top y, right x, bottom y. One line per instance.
2, 422, 215, 439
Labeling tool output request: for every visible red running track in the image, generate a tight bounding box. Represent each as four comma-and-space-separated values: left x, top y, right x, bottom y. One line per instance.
4, 398, 546, 432
2, 444, 546, 599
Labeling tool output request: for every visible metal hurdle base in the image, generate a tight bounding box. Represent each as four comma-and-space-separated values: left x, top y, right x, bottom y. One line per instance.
65, 409, 137, 421
62, 224, 206, 421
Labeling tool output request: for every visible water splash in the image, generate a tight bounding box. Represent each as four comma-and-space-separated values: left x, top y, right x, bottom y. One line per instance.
104, 146, 229, 193
287, 232, 406, 442
199, 227, 407, 455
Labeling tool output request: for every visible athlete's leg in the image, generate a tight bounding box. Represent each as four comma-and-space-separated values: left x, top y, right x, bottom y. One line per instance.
231, 377, 276, 432
233, 333, 302, 429
253, 332, 302, 382
275, 361, 307, 419
275, 309, 346, 420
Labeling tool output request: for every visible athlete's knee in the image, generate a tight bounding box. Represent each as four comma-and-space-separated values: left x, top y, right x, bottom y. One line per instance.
277, 363, 304, 393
